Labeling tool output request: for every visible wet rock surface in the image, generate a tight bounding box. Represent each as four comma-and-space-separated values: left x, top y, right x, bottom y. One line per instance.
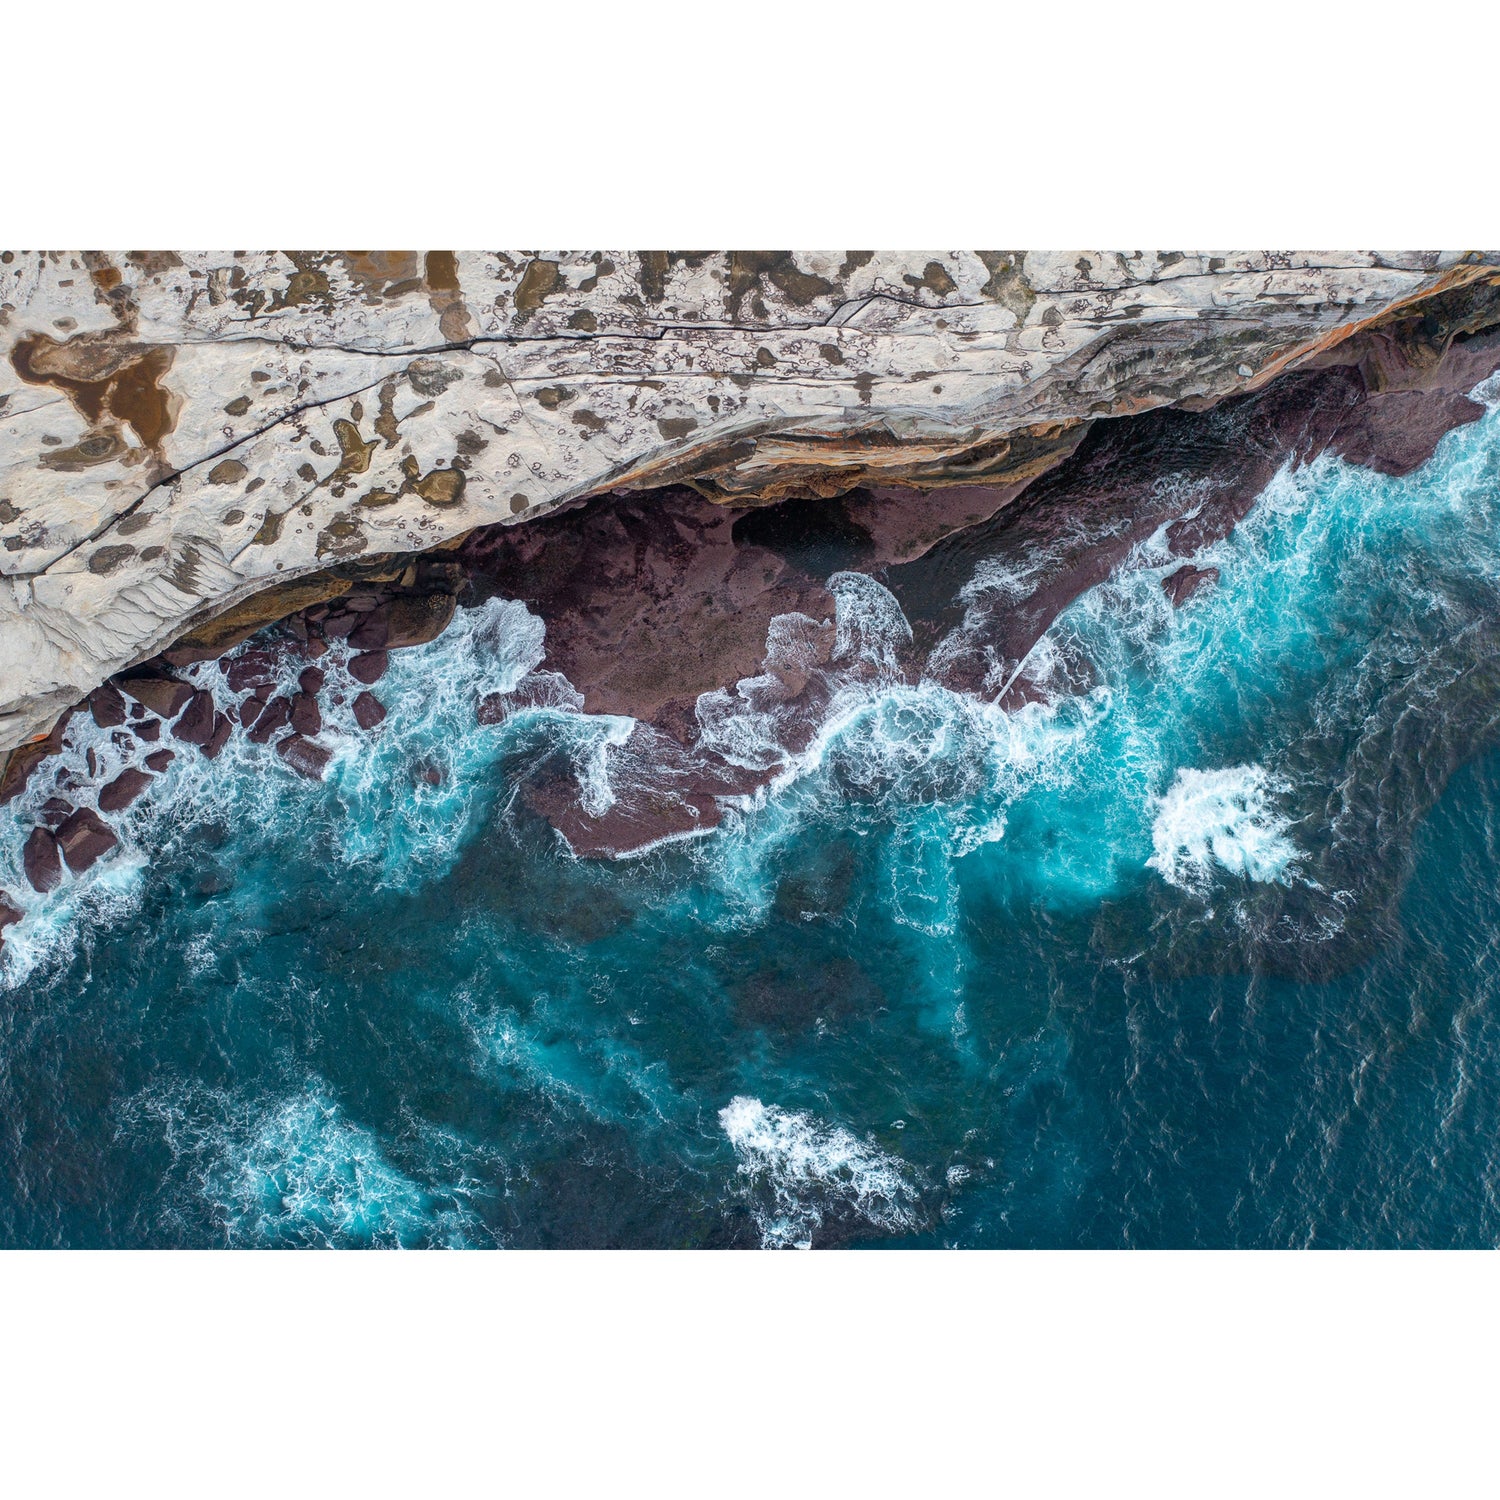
55, 808, 118, 874
6, 251, 1499, 757
5, 302, 1500, 870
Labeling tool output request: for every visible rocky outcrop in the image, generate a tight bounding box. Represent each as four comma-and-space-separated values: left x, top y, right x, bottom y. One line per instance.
5, 250, 1499, 758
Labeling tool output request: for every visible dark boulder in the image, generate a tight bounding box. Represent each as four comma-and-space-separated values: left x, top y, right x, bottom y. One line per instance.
172, 690, 218, 746
98, 768, 154, 813
348, 608, 390, 651
321, 610, 359, 640
225, 648, 280, 693
55, 808, 119, 873
1162, 564, 1220, 608
0, 890, 21, 940
89, 684, 127, 728
39, 797, 74, 827
277, 734, 332, 780
23, 827, 64, 892
298, 666, 326, 695
118, 674, 194, 719
145, 749, 176, 772
202, 714, 233, 760
352, 692, 386, 730
247, 695, 291, 745
136, 717, 161, 742
290, 692, 322, 737
385, 592, 456, 650
348, 651, 388, 685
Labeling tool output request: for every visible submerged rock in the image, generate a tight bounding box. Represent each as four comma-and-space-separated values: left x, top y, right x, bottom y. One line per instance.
38, 796, 73, 827
23, 827, 63, 892
277, 734, 332, 780
1163, 564, 1220, 608
0, 889, 21, 941
55, 808, 119, 873
98, 768, 154, 813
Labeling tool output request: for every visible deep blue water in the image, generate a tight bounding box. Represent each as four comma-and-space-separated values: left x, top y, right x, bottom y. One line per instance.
8, 381, 1500, 1247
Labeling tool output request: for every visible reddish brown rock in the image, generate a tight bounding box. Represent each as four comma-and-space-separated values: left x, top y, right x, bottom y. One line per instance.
136, 717, 161, 742
172, 690, 218, 747
321, 610, 359, 640
348, 608, 390, 651
384, 593, 456, 649
118, 674, 194, 719
39, 796, 74, 827
1163, 564, 1220, 608
247, 696, 291, 745
202, 713, 233, 759
277, 734, 332, 779
98, 768, 154, 812
225, 648, 280, 693
89, 684, 127, 728
290, 692, 322, 737
349, 651, 388, 685
306, 635, 329, 660
298, 666, 326, 695
23, 827, 64, 892
352, 691, 386, 729
145, 749, 175, 772
0, 890, 21, 939
240, 695, 265, 728
55, 808, 118, 874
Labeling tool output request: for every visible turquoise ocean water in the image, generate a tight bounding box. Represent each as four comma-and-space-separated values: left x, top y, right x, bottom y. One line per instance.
7, 381, 1500, 1247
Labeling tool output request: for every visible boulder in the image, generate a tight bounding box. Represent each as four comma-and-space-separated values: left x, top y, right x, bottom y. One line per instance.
118, 674, 195, 719
225, 648, 280, 693
385, 592, 456, 650
145, 749, 176, 772
240, 695, 265, 728
277, 734, 332, 779
352, 692, 386, 730
290, 692, 322, 737
136, 718, 161, 742
348, 651, 389, 685
55, 807, 119, 873
247, 695, 291, 745
23, 827, 63, 892
1162, 564, 1220, 608
348, 608, 390, 651
89, 684, 127, 728
202, 713, 233, 760
98, 768, 154, 813
172, 690, 218, 746
298, 666, 326, 695
39, 796, 74, 827
0, 890, 21, 938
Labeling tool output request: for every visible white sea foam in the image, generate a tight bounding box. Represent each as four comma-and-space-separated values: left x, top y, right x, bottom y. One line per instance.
121, 1081, 485, 1247
718, 1095, 921, 1248
1147, 765, 1301, 893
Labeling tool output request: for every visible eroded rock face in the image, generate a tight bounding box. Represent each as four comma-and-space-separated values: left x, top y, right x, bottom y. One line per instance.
4, 250, 1498, 755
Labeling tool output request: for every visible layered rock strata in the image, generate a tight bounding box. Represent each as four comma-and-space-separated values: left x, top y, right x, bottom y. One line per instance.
5, 250, 1498, 758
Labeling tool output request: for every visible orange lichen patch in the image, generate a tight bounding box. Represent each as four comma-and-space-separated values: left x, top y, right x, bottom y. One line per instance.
11, 333, 177, 454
